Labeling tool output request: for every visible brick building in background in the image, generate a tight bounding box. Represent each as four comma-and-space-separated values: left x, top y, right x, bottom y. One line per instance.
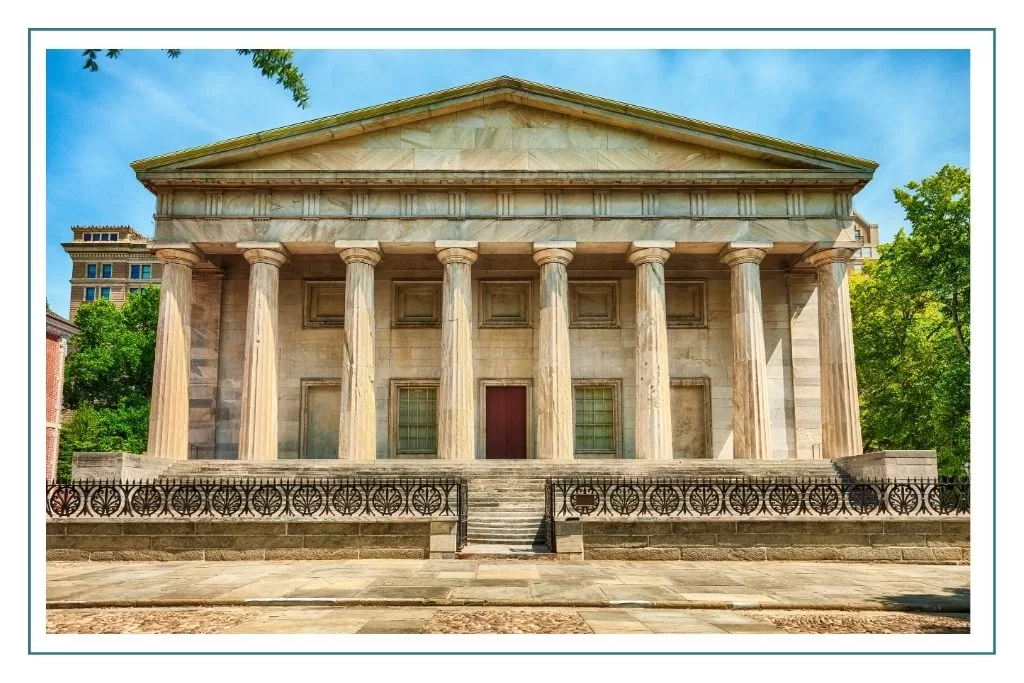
849, 211, 881, 272
61, 225, 162, 319
46, 309, 78, 480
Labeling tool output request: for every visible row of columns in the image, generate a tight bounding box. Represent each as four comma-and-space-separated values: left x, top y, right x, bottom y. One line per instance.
145, 239, 862, 462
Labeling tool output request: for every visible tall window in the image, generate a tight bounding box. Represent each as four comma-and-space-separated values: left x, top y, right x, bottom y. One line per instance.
84, 287, 95, 302
574, 384, 616, 454
100, 287, 111, 300
396, 386, 438, 455
101, 264, 112, 278
86, 264, 97, 279
854, 227, 863, 242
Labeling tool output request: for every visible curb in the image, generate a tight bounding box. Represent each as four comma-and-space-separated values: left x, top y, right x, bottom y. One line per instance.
46, 597, 970, 613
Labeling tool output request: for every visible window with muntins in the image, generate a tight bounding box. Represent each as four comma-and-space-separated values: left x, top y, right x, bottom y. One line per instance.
84, 287, 95, 302
101, 264, 112, 278
574, 385, 615, 453
396, 387, 438, 454
86, 264, 97, 279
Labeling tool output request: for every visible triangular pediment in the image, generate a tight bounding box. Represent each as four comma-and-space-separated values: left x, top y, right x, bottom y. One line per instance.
132, 77, 877, 175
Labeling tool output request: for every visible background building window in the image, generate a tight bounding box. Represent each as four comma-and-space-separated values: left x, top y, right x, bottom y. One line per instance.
100, 287, 111, 300
100, 234, 110, 241
101, 264, 112, 278
130, 265, 139, 279
84, 287, 95, 302
142, 264, 151, 279
854, 228, 863, 242
396, 386, 438, 455
574, 384, 616, 453
109, 234, 118, 242
83, 234, 92, 242
86, 264, 97, 278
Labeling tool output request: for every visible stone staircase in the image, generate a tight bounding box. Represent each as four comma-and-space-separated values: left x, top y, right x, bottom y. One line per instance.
465, 475, 548, 549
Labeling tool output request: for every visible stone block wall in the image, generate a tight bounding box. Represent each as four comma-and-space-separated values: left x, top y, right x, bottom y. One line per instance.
554, 517, 969, 563
47, 518, 458, 561
204, 253, 814, 461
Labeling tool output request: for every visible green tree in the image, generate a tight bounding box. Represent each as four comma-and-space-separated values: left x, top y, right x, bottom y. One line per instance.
57, 287, 160, 480
851, 164, 970, 475
81, 49, 310, 108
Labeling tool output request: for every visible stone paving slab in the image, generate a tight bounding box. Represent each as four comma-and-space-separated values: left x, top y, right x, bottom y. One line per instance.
46, 559, 970, 612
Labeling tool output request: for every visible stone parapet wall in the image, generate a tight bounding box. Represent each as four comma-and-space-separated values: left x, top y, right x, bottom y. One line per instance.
553, 517, 969, 563
47, 518, 458, 561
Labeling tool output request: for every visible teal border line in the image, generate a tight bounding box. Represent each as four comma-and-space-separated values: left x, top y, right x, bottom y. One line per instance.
27, 28, 995, 656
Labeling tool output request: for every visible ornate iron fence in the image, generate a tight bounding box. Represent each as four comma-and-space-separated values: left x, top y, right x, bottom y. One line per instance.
46, 478, 466, 519
548, 477, 970, 518
457, 480, 468, 551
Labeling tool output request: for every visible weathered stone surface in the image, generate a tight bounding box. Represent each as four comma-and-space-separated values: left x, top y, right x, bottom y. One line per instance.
720, 245, 772, 459
806, 247, 862, 459
533, 243, 575, 460
337, 242, 381, 460
147, 247, 200, 460
835, 450, 938, 480
586, 547, 681, 561
436, 243, 477, 460
629, 243, 674, 460
237, 244, 288, 461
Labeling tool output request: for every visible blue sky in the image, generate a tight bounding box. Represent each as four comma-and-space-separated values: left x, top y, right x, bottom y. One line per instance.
44, 49, 970, 317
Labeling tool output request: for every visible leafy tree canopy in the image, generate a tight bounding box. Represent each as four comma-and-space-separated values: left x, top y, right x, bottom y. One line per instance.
58, 287, 160, 480
851, 164, 970, 475
81, 49, 310, 108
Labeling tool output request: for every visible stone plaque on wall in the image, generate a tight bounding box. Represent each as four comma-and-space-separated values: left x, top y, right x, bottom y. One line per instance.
303, 280, 345, 328
665, 280, 707, 328
480, 280, 531, 328
569, 281, 619, 328
301, 380, 341, 459
393, 281, 442, 327
670, 378, 711, 459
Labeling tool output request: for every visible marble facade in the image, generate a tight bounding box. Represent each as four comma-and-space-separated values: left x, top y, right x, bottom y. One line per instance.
135, 77, 875, 462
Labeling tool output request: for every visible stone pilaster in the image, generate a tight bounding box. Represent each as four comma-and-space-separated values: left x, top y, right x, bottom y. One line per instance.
236, 242, 288, 462
628, 241, 675, 461
188, 270, 223, 459
335, 241, 382, 460
721, 244, 773, 460
435, 241, 478, 460
533, 242, 576, 460
147, 244, 201, 461
805, 247, 863, 459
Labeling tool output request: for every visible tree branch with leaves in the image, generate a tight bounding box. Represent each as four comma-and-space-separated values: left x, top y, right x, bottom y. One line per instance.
81, 49, 310, 108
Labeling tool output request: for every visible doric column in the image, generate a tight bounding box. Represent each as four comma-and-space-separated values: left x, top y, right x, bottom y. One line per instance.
720, 243, 773, 460
533, 242, 576, 460
335, 241, 382, 460
628, 241, 675, 460
805, 247, 863, 459
147, 244, 201, 460
435, 241, 478, 460
236, 242, 288, 461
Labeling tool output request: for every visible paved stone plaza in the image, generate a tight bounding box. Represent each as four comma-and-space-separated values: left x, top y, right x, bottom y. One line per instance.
47, 559, 969, 612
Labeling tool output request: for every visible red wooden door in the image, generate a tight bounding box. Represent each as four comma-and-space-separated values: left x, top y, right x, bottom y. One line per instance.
485, 386, 527, 459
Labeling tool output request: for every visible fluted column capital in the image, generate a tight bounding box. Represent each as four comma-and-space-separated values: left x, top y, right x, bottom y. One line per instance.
436, 240, 479, 266
720, 243, 771, 268
150, 243, 202, 268
803, 246, 856, 269
237, 241, 289, 267
336, 240, 382, 267
628, 241, 674, 267
533, 241, 575, 267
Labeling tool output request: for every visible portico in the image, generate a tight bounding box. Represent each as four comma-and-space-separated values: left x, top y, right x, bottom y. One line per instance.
136, 76, 875, 464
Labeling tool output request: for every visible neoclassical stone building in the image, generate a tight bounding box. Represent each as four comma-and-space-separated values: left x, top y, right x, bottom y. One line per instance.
132, 77, 874, 464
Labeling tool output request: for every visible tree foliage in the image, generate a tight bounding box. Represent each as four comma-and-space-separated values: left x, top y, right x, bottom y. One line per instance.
81, 49, 310, 108
58, 287, 160, 480
851, 164, 970, 475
